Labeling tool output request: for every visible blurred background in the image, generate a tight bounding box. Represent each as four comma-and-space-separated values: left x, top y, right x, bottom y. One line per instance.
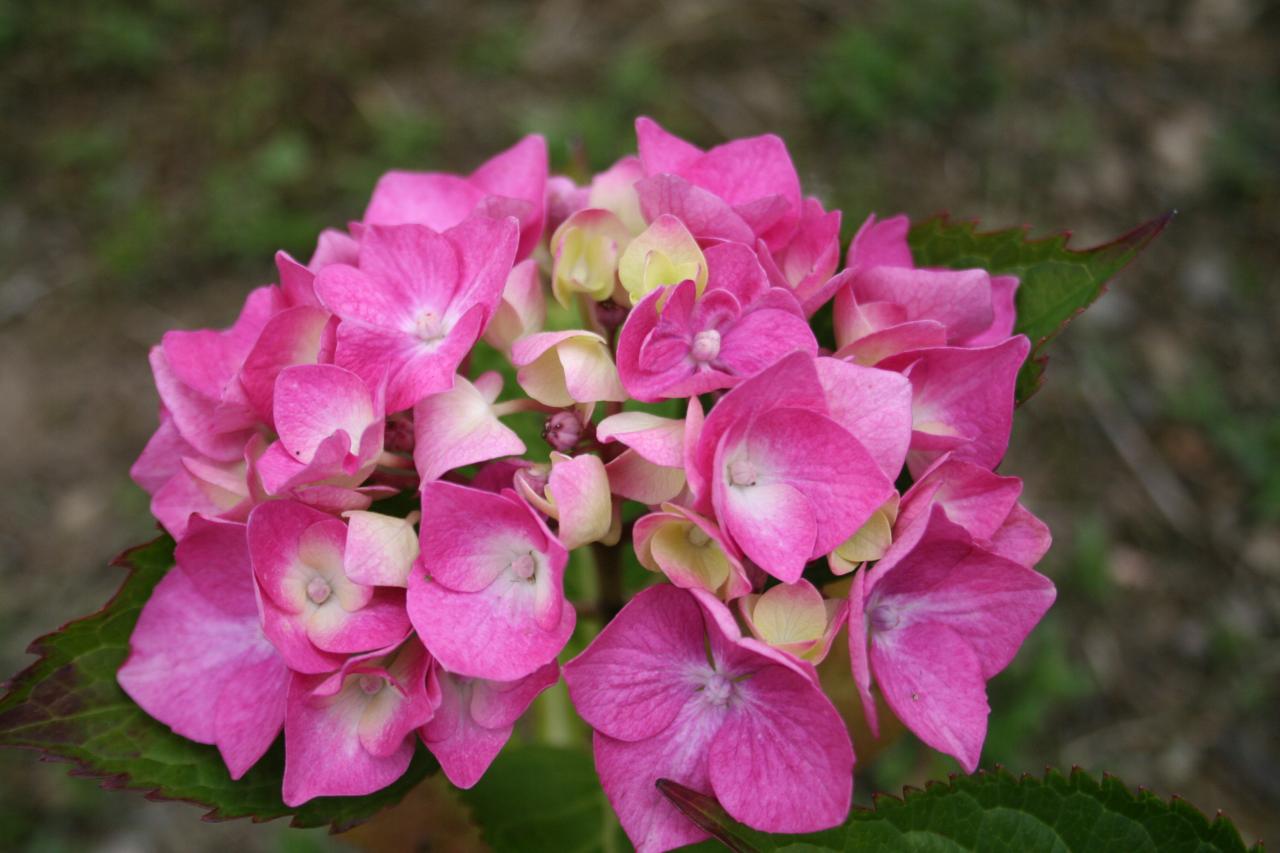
1, 0, 1277, 849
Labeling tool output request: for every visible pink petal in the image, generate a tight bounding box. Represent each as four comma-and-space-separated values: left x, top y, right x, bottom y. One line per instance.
547, 453, 613, 550
239, 306, 333, 423
596, 412, 685, 467
281, 668, 417, 806
364, 172, 485, 230
413, 374, 525, 482
563, 584, 707, 742
846, 213, 913, 271
988, 502, 1052, 567
383, 304, 487, 413
417, 481, 550, 593
635, 116, 703, 175
634, 174, 755, 245
853, 266, 994, 343
814, 357, 913, 481
273, 364, 378, 462
882, 337, 1030, 475
407, 570, 574, 682
846, 567, 878, 736
709, 665, 852, 832
423, 662, 559, 789
871, 620, 988, 772
959, 274, 1019, 347
342, 510, 420, 588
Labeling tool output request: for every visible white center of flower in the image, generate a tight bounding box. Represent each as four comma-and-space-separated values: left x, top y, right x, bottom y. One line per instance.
358, 674, 384, 696
306, 577, 332, 605
728, 459, 757, 487
414, 311, 446, 344
702, 672, 734, 706
690, 329, 721, 363
686, 524, 711, 547
511, 552, 537, 581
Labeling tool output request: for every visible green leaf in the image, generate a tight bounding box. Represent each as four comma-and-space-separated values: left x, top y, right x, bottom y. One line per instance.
460, 744, 628, 852
907, 213, 1172, 402
0, 536, 435, 831
661, 767, 1260, 853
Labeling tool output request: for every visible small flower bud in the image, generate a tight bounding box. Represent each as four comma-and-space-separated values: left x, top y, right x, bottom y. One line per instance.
543, 411, 584, 453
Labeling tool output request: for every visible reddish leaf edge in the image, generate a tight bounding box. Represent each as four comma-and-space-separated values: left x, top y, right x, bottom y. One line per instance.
0, 532, 426, 834
657, 763, 1263, 852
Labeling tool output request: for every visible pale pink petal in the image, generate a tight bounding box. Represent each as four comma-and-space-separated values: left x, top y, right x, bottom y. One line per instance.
342, 510, 420, 588
604, 450, 686, 505
413, 373, 525, 482
596, 412, 685, 467
548, 453, 614, 550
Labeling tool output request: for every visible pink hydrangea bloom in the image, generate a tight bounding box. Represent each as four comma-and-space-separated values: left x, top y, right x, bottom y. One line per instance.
565, 584, 853, 852
617, 242, 817, 402
249, 500, 411, 674
408, 481, 574, 681
118, 516, 288, 779
283, 638, 437, 805
689, 351, 909, 581
848, 506, 1055, 772
315, 217, 519, 413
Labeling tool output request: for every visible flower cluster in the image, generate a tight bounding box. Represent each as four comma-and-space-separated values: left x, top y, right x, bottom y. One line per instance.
120, 118, 1055, 851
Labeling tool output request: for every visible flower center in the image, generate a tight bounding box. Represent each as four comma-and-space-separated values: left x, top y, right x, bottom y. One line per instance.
306, 576, 332, 605
702, 672, 734, 706
511, 552, 537, 581
414, 311, 446, 344
358, 674, 384, 696
869, 604, 898, 632
690, 329, 721, 363
686, 524, 711, 547
728, 458, 757, 487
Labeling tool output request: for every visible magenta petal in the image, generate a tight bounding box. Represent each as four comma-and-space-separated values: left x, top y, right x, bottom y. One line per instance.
364, 172, 485, 230
417, 481, 550, 593
814, 357, 913, 481
635, 174, 755, 245
118, 563, 286, 780
853, 266, 994, 343
988, 502, 1052, 567
423, 662, 558, 789
872, 621, 989, 772
307, 587, 411, 654
281, 670, 417, 806
214, 653, 289, 778
421, 670, 512, 790
636, 116, 703, 174
240, 306, 332, 422
708, 666, 852, 833
847, 213, 913, 271
407, 571, 574, 682
883, 337, 1030, 474
846, 567, 879, 737
564, 584, 707, 742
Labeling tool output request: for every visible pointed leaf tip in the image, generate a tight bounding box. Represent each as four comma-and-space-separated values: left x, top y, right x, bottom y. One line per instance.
908, 212, 1170, 404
